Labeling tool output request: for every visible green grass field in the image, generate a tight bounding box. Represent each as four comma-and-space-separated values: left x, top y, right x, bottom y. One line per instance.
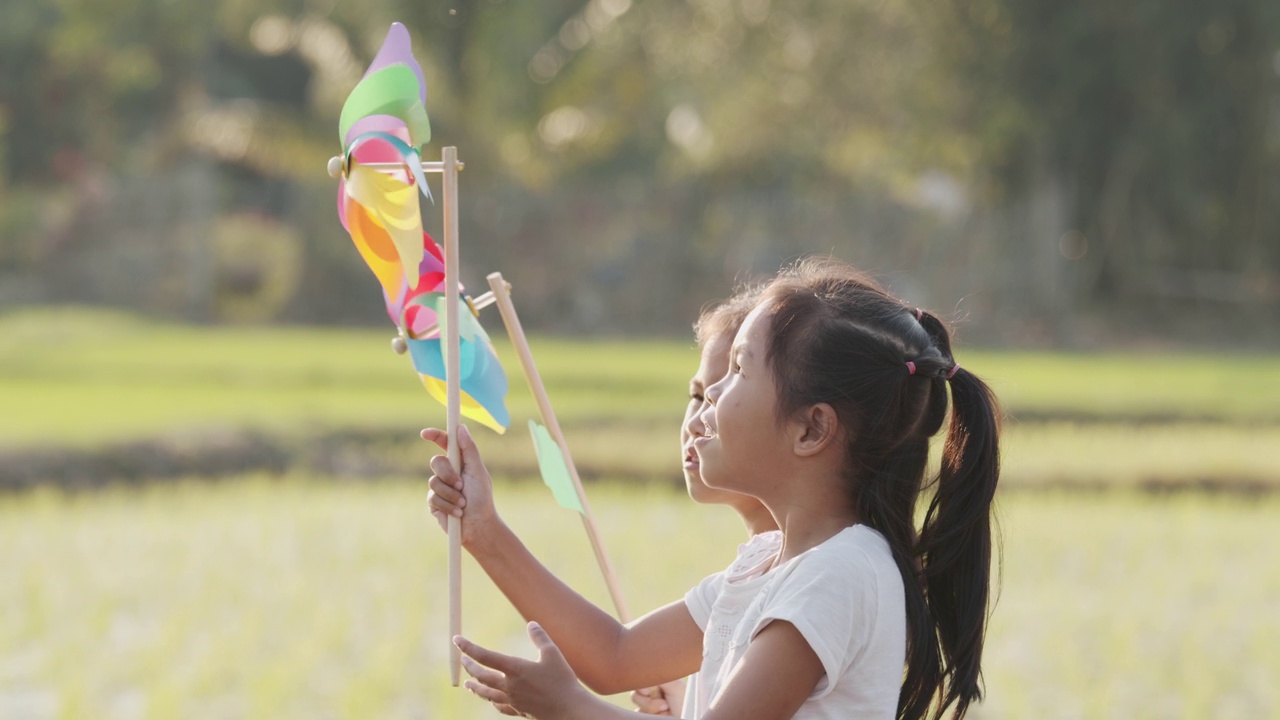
2, 307, 1278, 719
3, 307, 1279, 488
1, 478, 1276, 720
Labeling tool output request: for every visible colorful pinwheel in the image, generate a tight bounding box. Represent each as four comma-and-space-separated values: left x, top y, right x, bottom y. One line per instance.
334, 23, 510, 433
329, 23, 628, 689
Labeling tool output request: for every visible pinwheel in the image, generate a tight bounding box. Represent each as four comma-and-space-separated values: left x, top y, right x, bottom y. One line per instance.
327, 22, 629, 691
332, 23, 510, 434
328, 22, 509, 687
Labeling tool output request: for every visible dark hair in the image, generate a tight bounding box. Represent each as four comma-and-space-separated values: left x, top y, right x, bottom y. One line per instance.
693, 281, 763, 348
760, 256, 1001, 720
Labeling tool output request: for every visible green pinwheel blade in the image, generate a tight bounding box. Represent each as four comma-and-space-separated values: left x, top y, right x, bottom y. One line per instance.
339, 64, 432, 147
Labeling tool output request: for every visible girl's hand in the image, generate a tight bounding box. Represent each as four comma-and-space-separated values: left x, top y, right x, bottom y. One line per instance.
631, 686, 670, 715
422, 424, 501, 547
455, 622, 592, 719
631, 681, 686, 716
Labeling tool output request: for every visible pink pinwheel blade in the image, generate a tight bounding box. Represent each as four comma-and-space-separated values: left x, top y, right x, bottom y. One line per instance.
350, 133, 404, 166
348, 115, 413, 145
395, 233, 449, 337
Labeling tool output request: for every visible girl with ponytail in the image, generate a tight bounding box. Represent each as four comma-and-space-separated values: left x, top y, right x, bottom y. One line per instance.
738, 257, 1002, 719
451, 256, 1001, 720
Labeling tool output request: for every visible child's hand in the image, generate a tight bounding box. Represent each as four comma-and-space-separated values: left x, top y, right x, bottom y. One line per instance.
631, 683, 683, 716
422, 424, 501, 547
454, 622, 592, 719
631, 686, 669, 715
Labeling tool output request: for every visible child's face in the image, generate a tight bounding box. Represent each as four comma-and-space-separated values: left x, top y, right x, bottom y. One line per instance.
695, 304, 788, 497
681, 332, 736, 504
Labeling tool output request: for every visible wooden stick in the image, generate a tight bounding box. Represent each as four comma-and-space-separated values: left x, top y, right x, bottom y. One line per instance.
442, 147, 464, 686
407, 290, 495, 342
326, 156, 462, 178
485, 272, 631, 622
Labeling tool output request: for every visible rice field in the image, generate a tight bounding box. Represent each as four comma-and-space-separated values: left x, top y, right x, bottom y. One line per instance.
2, 307, 1278, 719
0, 478, 1276, 720
3, 307, 1279, 448
3, 307, 1279, 490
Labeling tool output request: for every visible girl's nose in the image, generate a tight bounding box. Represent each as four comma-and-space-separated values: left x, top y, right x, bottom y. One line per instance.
685, 401, 708, 437
704, 375, 725, 405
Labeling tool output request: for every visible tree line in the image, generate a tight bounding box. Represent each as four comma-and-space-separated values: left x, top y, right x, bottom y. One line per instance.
1, 0, 1276, 344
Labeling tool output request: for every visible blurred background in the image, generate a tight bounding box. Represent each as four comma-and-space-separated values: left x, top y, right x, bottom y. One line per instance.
4, 0, 1278, 340
2, 1, 1279, 719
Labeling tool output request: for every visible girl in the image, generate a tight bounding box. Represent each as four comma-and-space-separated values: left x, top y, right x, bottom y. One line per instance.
425, 287, 781, 717
632, 285, 781, 716
451, 256, 1001, 720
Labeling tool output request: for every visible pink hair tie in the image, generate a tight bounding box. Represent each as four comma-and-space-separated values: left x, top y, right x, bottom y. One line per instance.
914, 308, 923, 321
946, 364, 961, 380
905, 361, 917, 376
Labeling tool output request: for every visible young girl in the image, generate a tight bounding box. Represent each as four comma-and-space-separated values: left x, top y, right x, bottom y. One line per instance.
450, 256, 1001, 720
425, 287, 781, 716
633, 285, 781, 716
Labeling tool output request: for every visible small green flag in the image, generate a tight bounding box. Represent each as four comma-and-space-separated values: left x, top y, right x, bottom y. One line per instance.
528, 420, 583, 514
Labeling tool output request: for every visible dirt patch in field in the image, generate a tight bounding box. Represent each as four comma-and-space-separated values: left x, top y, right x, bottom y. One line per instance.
0, 428, 538, 491
2, 425, 1277, 497
0, 431, 292, 490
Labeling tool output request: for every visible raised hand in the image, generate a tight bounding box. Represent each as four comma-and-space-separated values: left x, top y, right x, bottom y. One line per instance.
423, 424, 501, 547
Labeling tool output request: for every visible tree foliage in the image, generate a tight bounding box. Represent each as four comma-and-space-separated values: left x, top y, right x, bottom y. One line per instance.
1, 0, 1276, 342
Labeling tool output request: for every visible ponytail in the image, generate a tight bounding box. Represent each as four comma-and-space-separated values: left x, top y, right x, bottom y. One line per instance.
917, 367, 1001, 719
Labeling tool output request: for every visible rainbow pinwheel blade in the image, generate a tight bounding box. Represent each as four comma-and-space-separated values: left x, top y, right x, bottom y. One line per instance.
340, 65, 431, 147
410, 335, 511, 434
388, 232, 447, 335
339, 23, 430, 147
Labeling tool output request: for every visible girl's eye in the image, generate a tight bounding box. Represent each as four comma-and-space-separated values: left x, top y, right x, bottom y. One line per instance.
690, 392, 704, 403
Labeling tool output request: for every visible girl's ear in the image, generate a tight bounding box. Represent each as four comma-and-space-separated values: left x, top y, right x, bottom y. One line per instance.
793, 402, 841, 457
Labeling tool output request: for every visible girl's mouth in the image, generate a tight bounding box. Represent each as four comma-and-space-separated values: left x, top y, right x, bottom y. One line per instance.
683, 448, 699, 469
698, 409, 717, 439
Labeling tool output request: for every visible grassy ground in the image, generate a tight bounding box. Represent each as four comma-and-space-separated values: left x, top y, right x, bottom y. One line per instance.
4, 307, 1280, 447
0, 308, 694, 449
1, 478, 1275, 720
2, 307, 1278, 718
3, 307, 1279, 488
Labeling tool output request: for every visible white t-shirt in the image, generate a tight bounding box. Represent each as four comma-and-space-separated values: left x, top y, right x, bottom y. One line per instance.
691, 525, 906, 720
682, 530, 784, 719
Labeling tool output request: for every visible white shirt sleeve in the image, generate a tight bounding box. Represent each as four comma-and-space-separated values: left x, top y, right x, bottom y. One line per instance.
684, 571, 726, 631
746, 546, 881, 699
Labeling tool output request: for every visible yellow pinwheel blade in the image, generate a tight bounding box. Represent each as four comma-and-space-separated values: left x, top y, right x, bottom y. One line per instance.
347, 198, 406, 300
346, 164, 425, 289
423, 376, 508, 434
